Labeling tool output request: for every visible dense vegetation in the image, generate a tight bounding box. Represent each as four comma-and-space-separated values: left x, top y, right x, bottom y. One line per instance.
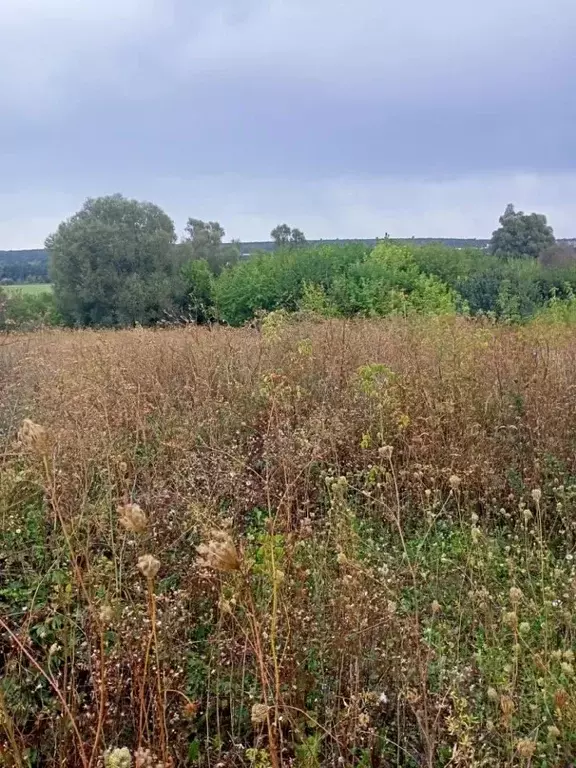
41, 195, 576, 329
0, 249, 49, 284
3, 317, 576, 766
2, 196, 575, 331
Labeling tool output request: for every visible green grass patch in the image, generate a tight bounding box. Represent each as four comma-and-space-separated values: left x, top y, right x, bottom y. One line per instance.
3, 283, 53, 295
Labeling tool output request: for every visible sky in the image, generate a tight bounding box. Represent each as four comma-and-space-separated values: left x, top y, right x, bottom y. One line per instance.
1, 0, 575, 248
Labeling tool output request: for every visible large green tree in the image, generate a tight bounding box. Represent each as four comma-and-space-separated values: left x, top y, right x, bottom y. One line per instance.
490, 204, 555, 258
47, 195, 182, 326
183, 218, 239, 275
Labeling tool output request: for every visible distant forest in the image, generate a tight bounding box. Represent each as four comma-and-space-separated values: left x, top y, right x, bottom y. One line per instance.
0, 239, 494, 283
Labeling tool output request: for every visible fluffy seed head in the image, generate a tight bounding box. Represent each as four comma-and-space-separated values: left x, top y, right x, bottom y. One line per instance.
251, 703, 269, 725
137, 554, 161, 581
449, 474, 461, 490
197, 530, 241, 572
487, 687, 498, 702
509, 586, 523, 605
18, 419, 49, 454
516, 739, 536, 758
118, 503, 147, 534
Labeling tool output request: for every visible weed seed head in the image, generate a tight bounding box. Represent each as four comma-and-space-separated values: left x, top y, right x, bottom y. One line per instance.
487, 687, 498, 702
137, 554, 161, 581
18, 419, 49, 454
118, 503, 147, 533
516, 739, 536, 758
251, 702, 269, 725
197, 530, 242, 572
449, 474, 461, 490
509, 586, 523, 605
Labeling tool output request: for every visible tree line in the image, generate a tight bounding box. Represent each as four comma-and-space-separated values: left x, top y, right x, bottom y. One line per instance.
1, 194, 576, 330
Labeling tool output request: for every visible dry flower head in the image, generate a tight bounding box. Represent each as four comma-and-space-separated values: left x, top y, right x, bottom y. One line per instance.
251, 702, 269, 725
18, 419, 49, 454
137, 554, 161, 580
118, 503, 147, 533
197, 530, 241, 572
516, 738, 536, 758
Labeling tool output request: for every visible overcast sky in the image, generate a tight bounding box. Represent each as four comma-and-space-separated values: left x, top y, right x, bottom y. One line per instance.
1, 0, 575, 247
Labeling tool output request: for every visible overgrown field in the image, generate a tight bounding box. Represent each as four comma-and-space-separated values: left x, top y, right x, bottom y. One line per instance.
2, 317, 576, 767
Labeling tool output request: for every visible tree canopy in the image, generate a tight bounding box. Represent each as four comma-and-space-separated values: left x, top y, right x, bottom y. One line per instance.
47, 195, 183, 326
271, 224, 307, 248
490, 204, 555, 259
183, 218, 239, 275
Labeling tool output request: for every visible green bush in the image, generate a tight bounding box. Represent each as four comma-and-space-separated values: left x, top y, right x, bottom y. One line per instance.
213, 242, 457, 325
0, 288, 61, 330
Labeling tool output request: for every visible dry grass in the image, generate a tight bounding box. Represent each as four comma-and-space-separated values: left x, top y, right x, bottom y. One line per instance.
2, 316, 576, 767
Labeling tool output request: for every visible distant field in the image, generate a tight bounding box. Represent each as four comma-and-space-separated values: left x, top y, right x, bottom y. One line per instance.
3, 282, 52, 294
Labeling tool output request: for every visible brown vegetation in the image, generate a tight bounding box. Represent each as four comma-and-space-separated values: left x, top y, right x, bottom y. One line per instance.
2, 316, 576, 766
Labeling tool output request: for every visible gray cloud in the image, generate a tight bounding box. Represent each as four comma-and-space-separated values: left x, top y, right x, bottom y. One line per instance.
0, 0, 575, 246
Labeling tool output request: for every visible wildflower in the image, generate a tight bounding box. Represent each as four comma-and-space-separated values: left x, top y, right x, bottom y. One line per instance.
197, 530, 242, 572
251, 703, 269, 725
519, 622, 530, 634
118, 503, 147, 534
531, 488, 542, 504
18, 419, 49, 454
378, 445, 393, 460
516, 739, 536, 758
104, 748, 131, 768
509, 586, 523, 605
449, 474, 461, 490
378, 692, 389, 704
547, 725, 561, 740
137, 554, 161, 581
487, 687, 499, 702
